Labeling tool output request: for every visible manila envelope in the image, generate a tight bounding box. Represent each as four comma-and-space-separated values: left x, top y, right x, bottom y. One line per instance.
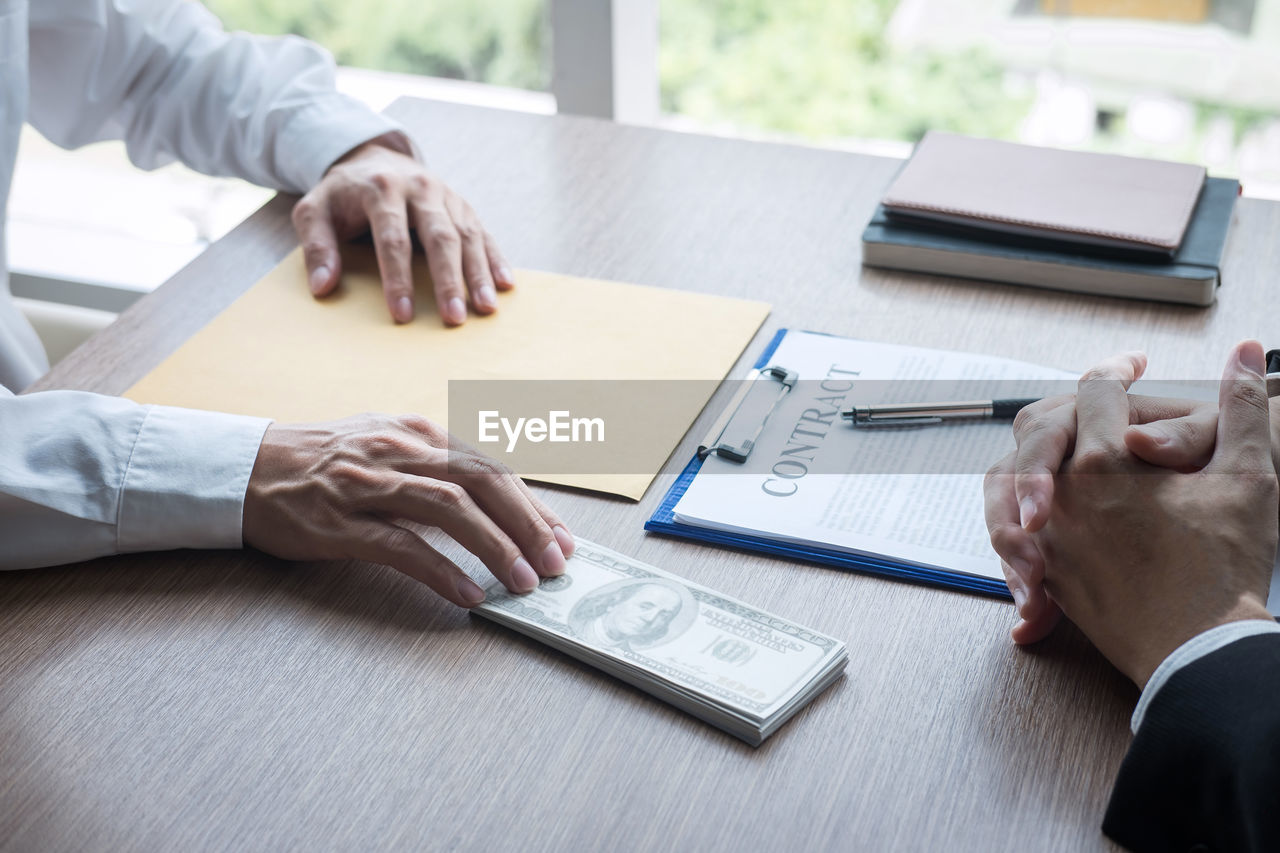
126, 246, 770, 500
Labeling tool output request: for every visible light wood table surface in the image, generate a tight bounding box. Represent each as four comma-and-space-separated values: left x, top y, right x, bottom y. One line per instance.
8, 98, 1279, 852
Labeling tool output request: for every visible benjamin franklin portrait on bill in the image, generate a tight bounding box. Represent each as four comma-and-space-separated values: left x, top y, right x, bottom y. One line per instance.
568, 578, 697, 652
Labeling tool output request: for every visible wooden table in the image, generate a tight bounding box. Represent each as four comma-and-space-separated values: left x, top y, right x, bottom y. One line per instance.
7, 98, 1279, 852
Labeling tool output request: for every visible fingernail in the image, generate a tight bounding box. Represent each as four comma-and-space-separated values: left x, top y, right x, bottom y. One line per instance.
1011, 585, 1027, 613
1240, 341, 1265, 376
499, 265, 516, 285
395, 296, 413, 323
476, 286, 497, 310
553, 525, 575, 558
1018, 496, 1037, 529
309, 265, 329, 294
511, 557, 539, 591
447, 297, 467, 325
541, 540, 566, 576
457, 576, 486, 606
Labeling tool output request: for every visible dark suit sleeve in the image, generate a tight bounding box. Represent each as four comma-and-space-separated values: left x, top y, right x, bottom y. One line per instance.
1103, 633, 1280, 852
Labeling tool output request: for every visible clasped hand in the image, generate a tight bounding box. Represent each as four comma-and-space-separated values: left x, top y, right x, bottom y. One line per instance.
984, 342, 1278, 687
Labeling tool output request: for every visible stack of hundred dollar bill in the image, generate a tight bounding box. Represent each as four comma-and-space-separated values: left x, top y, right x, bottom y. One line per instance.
474, 538, 848, 745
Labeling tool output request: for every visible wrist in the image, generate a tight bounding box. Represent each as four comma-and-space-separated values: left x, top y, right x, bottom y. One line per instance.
242, 424, 292, 547
327, 132, 416, 175
1127, 598, 1275, 689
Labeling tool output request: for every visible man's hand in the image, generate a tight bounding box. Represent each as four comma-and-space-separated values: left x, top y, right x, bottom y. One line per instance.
984, 381, 1223, 644
242, 413, 574, 608
291, 139, 515, 326
1013, 343, 1277, 687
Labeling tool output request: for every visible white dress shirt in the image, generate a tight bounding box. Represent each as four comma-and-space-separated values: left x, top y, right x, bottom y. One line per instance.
1, 0, 404, 568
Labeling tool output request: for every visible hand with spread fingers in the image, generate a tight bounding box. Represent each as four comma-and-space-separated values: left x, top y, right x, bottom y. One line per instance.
291, 136, 515, 327
242, 413, 574, 608
985, 342, 1278, 685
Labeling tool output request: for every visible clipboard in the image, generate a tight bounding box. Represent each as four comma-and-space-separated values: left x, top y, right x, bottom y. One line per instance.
644, 328, 1012, 599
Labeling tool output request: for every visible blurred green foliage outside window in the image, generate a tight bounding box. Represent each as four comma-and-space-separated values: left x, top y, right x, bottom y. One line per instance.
204, 0, 549, 90
203, 0, 1030, 145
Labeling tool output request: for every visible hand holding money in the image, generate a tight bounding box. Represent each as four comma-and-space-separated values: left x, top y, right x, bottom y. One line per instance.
474, 538, 847, 745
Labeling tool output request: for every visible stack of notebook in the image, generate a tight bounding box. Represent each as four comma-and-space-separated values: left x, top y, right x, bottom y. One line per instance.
860, 132, 1240, 306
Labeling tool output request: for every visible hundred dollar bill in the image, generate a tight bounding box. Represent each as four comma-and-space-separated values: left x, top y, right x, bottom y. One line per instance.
473, 538, 847, 745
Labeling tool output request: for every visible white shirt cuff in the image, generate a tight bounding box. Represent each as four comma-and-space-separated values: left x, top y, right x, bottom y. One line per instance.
1131, 618, 1280, 733
275, 93, 413, 191
117, 407, 271, 554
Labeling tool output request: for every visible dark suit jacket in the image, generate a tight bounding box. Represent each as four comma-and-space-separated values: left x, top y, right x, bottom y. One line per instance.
1103, 633, 1280, 852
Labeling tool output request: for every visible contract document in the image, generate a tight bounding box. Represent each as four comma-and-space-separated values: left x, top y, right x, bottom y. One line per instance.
667, 331, 1075, 587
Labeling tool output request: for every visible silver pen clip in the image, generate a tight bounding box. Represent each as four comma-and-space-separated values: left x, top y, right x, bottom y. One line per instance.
846, 414, 944, 428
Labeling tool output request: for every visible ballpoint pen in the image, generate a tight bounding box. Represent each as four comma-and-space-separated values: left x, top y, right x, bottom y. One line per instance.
842, 397, 1042, 428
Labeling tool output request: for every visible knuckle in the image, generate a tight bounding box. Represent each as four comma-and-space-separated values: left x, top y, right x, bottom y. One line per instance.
459, 454, 507, 480
1010, 405, 1038, 435
1012, 404, 1064, 439
376, 229, 410, 253
370, 172, 396, 194
301, 239, 329, 260
329, 460, 379, 493
377, 527, 420, 558
987, 522, 1027, 558
407, 173, 431, 195
983, 465, 1011, 492
354, 430, 412, 460
426, 480, 468, 510
1228, 380, 1269, 414
358, 181, 381, 206
1012, 448, 1053, 479
520, 511, 551, 543
1070, 445, 1122, 475
1078, 365, 1119, 383
424, 224, 460, 249
1167, 418, 1200, 444
398, 414, 445, 442
1017, 413, 1070, 451
984, 454, 1014, 485
291, 197, 318, 225
455, 221, 482, 242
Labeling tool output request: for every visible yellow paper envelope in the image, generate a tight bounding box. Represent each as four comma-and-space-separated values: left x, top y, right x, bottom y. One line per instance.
126, 247, 770, 500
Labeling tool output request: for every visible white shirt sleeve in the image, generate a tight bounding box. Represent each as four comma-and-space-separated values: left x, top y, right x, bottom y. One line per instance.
0, 386, 270, 569
1131, 618, 1280, 733
26, 0, 411, 193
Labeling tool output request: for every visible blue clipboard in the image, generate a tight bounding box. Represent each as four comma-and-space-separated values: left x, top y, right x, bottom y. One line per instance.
643, 328, 1012, 600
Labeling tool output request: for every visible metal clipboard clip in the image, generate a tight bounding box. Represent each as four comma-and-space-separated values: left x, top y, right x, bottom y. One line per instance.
697, 365, 797, 463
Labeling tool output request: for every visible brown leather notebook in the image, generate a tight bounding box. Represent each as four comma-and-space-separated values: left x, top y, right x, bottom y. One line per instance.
881, 132, 1206, 255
